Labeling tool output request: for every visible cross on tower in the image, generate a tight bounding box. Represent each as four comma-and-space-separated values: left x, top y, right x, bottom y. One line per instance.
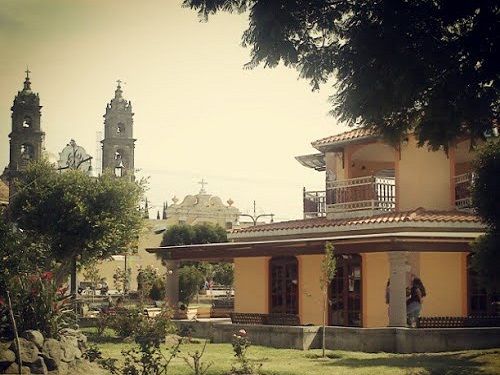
198, 178, 208, 193
25, 67, 31, 79
116, 79, 122, 87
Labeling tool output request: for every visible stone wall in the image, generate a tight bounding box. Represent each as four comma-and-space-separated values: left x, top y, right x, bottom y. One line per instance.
0, 329, 87, 374
178, 321, 500, 353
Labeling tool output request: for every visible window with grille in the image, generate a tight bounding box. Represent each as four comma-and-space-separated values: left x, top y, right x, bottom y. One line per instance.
269, 256, 298, 314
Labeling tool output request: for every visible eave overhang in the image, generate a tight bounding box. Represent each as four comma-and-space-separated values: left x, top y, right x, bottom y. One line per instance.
147, 231, 481, 261
295, 153, 326, 171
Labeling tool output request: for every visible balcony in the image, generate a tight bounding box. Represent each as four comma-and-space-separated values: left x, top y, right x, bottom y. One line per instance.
328, 176, 396, 213
454, 172, 474, 210
303, 176, 396, 218
303, 189, 327, 218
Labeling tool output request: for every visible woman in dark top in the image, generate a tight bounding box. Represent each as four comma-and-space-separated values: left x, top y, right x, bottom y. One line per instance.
407, 277, 426, 327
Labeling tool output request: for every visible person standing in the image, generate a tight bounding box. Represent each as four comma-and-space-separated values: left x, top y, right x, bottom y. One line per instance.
406, 277, 426, 327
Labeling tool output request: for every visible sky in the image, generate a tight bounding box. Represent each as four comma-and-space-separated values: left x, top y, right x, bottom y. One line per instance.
0, 0, 347, 221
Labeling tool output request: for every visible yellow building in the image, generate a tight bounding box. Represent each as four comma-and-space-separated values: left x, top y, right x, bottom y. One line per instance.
165, 183, 240, 229
149, 129, 497, 327
82, 186, 240, 292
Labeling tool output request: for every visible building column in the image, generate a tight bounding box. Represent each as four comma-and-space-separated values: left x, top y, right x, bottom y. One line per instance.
164, 260, 179, 309
388, 252, 409, 327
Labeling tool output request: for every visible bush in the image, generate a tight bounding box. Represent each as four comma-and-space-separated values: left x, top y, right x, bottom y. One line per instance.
179, 266, 204, 306
150, 278, 166, 301
108, 307, 176, 345
1, 272, 76, 339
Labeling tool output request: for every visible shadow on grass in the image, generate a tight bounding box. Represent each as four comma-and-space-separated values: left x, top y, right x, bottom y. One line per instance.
312, 350, 498, 375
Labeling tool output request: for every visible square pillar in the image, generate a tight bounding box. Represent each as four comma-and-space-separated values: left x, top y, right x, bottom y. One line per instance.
164, 260, 179, 309
388, 252, 409, 327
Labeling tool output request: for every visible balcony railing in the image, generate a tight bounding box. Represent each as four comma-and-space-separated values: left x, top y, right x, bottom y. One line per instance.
327, 176, 396, 212
303, 189, 327, 218
454, 172, 474, 210
303, 176, 396, 217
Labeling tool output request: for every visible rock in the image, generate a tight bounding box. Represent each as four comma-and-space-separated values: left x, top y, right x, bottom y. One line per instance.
22, 331, 44, 350
0, 349, 16, 363
10, 338, 39, 364
41, 339, 61, 371
28, 357, 48, 375
0, 342, 12, 352
59, 329, 87, 352
59, 336, 80, 363
4, 362, 31, 374
56, 361, 68, 375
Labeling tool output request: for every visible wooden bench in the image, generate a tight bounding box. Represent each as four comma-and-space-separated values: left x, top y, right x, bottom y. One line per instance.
230, 312, 300, 326
266, 313, 301, 326
417, 316, 500, 328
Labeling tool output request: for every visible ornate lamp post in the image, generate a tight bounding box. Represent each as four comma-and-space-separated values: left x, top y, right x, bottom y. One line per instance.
238, 200, 274, 226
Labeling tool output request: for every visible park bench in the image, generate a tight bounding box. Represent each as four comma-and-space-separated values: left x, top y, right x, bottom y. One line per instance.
417, 315, 500, 328
230, 312, 300, 326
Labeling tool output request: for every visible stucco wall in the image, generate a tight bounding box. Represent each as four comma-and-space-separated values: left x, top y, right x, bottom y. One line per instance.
325, 151, 347, 180
419, 252, 467, 317
234, 257, 269, 313
298, 255, 324, 325
362, 252, 390, 328
397, 135, 453, 210
78, 219, 166, 291
349, 161, 395, 178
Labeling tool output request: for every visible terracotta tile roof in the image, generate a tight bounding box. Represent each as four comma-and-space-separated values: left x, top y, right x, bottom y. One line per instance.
232, 208, 481, 235
312, 128, 376, 149
0, 180, 8, 204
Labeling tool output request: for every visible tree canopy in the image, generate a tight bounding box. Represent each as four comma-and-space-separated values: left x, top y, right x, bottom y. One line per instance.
471, 140, 500, 289
161, 222, 227, 246
183, 0, 499, 149
8, 160, 144, 280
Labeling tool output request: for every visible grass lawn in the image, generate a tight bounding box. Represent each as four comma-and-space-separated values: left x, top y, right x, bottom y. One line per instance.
84, 329, 500, 375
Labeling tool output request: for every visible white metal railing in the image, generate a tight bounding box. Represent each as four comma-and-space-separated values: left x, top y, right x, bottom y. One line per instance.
326, 176, 396, 212
454, 172, 474, 210
303, 188, 327, 218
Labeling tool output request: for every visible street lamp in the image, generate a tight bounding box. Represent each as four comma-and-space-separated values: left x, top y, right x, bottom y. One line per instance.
238, 200, 274, 226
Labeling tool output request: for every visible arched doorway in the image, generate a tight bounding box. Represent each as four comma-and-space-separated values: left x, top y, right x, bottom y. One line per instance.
269, 256, 298, 314
329, 254, 362, 326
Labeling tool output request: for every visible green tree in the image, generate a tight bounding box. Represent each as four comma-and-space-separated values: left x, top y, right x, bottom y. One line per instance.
83, 263, 101, 295
212, 262, 234, 287
8, 160, 144, 284
160, 222, 229, 305
471, 140, 500, 289
161, 223, 195, 246
0, 214, 51, 296
179, 266, 205, 306
183, 0, 498, 149
160, 222, 227, 247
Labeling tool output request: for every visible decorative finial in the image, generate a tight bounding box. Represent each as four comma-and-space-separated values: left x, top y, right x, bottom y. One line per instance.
23, 66, 32, 91
227, 198, 234, 207
114, 79, 123, 100
172, 196, 179, 204
198, 178, 208, 194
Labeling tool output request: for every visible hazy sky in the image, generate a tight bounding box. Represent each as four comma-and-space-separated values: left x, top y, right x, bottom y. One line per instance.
0, 0, 347, 221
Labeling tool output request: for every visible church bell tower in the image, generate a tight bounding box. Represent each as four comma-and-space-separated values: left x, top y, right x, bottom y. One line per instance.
8, 69, 45, 200
101, 81, 135, 179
